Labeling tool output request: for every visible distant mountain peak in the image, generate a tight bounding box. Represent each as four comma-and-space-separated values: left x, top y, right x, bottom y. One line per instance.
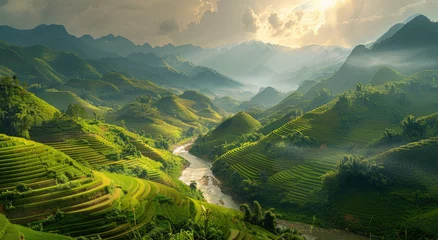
35, 24, 68, 34
403, 13, 425, 24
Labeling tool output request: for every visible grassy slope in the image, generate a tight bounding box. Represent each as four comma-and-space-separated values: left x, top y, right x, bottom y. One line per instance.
1, 214, 73, 240
30, 118, 185, 188
214, 96, 241, 114
333, 138, 438, 236
0, 134, 268, 239
111, 90, 224, 140
0, 42, 102, 84
35, 90, 106, 116
0, 81, 59, 137
368, 67, 404, 86
249, 87, 288, 108
191, 112, 262, 157
214, 71, 438, 205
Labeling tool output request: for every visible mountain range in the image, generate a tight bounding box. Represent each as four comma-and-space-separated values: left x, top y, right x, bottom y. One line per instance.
304, 14, 438, 99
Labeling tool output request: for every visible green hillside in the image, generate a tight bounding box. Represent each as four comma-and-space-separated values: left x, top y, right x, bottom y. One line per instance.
0, 77, 58, 139
0, 66, 14, 77
0, 42, 101, 84
260, 91, 303, 121
1, 214, 73, 240
368, 67, 404, 86
35, 89, 106, 117
0, 134, 273, 239
111, 90, 224, 141
214, 96, 241, 113
249, 87, 288, 109
208, 74, 438, 236
330, 138, 438, 237
179, 90, 224, 114
191, 112, 262, 158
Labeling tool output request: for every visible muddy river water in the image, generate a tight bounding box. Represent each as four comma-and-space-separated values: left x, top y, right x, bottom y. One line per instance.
174, 143, 367, 240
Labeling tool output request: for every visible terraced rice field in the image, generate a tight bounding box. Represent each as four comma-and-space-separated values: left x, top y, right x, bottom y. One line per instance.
333, 187, 412, 234
42, 135, 114, 167
0, 134, 219, 239
217, 98, 404, 205
267, 149, 345, 204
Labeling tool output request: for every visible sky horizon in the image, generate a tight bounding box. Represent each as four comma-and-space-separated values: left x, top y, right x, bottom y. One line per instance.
1, 0, 437, 48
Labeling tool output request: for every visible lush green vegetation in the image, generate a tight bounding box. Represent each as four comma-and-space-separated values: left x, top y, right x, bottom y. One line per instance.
109, 90, 223, 142
0, 77, 58, 139
190, 112, 262, 158
203, 69, 438, 238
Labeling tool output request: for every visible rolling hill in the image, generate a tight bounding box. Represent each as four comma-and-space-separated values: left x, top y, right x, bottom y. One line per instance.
214, 96, 242, 114
368, 67, 404, 86
190, 112, 262, 158
249, 87, 288, 109
110, 91, 224, 141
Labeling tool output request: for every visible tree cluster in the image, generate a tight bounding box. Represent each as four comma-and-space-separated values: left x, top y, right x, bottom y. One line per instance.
322, 155, 389, 197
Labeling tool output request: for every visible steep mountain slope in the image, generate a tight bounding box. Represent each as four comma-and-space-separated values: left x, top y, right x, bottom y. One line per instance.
0, 77, 58, 138
191, 112, 261, 157
0, 42, 102, 84
372, 23, 405, 46
249, 87, 288, 108
304, 15, 438, 99
0, 24, 115, 59
368, 67, 404, 86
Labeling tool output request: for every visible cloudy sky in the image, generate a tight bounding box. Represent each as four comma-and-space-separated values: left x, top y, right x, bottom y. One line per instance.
1, 0, 438, 48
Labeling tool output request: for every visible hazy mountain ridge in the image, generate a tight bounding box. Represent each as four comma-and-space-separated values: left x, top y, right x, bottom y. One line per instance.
304, 14, 438, 99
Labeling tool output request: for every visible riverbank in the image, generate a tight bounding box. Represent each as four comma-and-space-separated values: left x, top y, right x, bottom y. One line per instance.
173, 143, 240, 210
173, 143, 367, 240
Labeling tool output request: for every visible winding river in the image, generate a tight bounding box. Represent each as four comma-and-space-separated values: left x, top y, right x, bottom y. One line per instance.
174, 143, 239, 209
174, 143, 367, 240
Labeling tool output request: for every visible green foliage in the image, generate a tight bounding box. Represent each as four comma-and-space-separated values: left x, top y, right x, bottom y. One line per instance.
66, 103, 87, 119
322, 155, 389, 196
0, 77, 57, 138
239, 201, 278, 234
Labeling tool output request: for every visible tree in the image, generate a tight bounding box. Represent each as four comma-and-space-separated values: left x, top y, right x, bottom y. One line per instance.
239, 204, 253, 222
252, 201, 264, 225
263, 211, 277, 234
190, 181, 197, 191
401, 115, 424, 137
66, 103, 87, 119
15, 183, 30, 193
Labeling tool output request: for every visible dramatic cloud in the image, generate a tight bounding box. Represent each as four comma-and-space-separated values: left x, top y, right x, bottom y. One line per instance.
158, 18, 180, 35
242, 8, 260, 33
268, 12, 283, 29
0, 0, 437, 47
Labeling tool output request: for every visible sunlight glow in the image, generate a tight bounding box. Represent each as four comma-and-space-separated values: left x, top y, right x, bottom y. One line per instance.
318, 0, 338, 10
